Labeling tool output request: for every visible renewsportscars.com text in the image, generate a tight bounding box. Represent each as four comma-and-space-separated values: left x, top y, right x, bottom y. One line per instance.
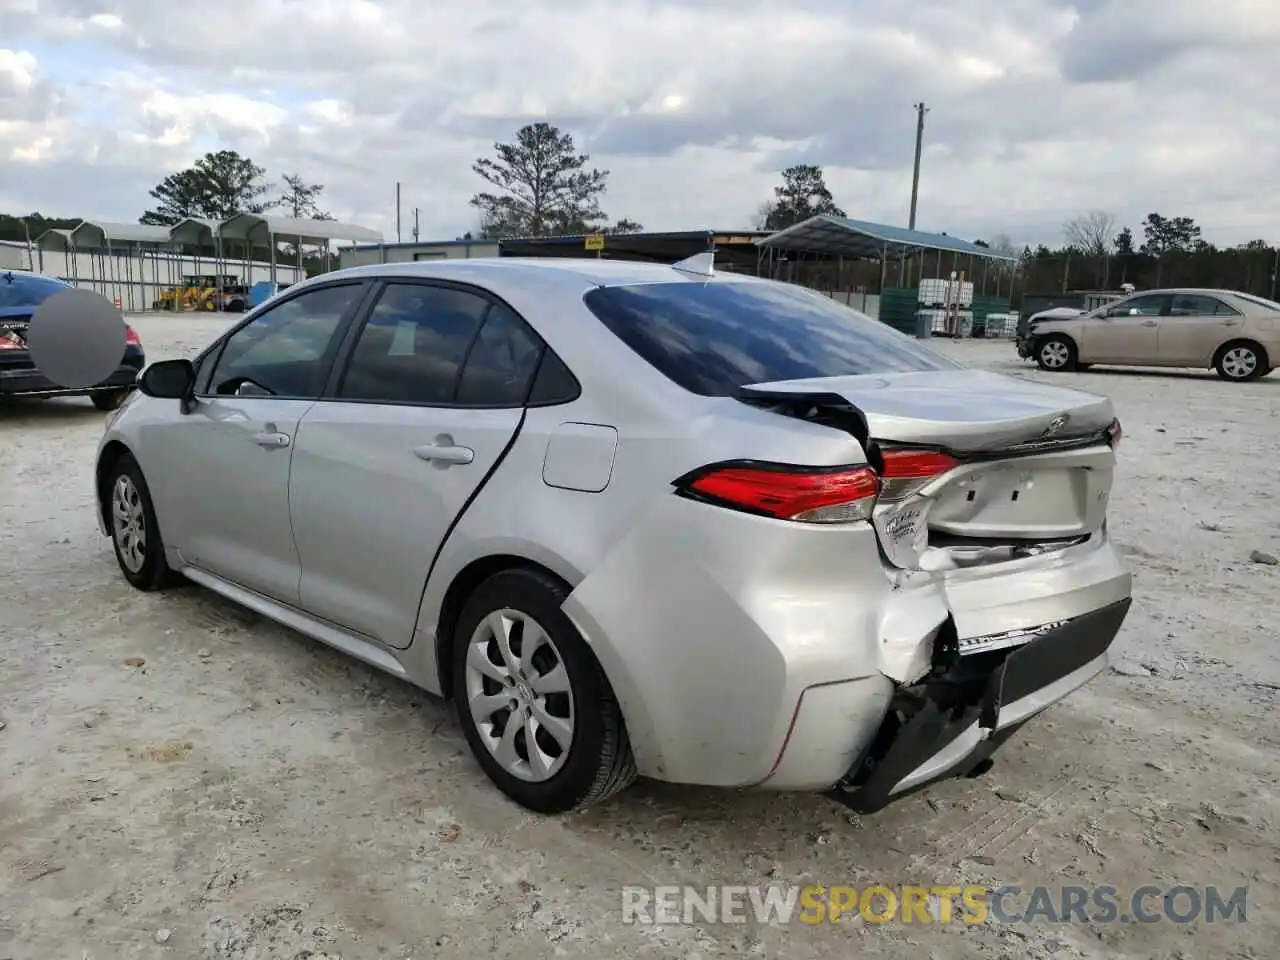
621, 883, 1248, 926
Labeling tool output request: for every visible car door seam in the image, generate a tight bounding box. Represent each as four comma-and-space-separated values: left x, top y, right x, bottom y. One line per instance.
285, 399, 322, 600
412, 405, 529, 646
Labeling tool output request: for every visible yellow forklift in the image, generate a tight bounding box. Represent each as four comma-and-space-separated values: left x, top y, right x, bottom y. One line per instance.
153, 275, 224, 311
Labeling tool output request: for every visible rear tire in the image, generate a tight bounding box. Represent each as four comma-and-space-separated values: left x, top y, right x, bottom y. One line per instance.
451, 568, 636, 813
105, 454, 180, 591
1036, 335, 1077, 372
92, 390, 129, 411
1214, 340, 1268, 382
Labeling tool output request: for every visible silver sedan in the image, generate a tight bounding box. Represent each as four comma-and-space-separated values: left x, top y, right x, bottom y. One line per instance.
95, 256, 1132, 814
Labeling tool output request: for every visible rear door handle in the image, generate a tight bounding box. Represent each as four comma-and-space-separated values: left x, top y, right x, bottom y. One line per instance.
253, 431, 291, 448
414, 441, 474, 465
1141, 320, 1158, 326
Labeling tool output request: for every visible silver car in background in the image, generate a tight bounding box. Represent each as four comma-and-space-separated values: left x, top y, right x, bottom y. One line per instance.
95, 257, 1132, 814
1019, 287, 1280, 381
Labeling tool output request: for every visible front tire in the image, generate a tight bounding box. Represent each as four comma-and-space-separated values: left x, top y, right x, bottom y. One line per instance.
1036, 335, 1077, 372
451, 568, 636, 813
106, 454, 179, 591
1214, 340, 1268, 381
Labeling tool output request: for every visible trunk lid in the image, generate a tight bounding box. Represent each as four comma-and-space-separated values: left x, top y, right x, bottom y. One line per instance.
736, 369, 1118, 569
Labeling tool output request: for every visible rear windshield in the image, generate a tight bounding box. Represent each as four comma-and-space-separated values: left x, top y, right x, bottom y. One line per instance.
582, 280, 957, 396
0, 274, 68, 309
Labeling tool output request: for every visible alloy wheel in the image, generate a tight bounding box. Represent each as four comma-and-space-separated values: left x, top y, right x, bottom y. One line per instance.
463, 609, 575, 782
111, 474, 147, 573
1041, 341, 1070, 369
1221, 346, 1257, 380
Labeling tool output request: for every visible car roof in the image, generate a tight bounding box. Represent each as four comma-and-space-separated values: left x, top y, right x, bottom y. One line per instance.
1133, 288, 1247, 297
324, 256, 763, 289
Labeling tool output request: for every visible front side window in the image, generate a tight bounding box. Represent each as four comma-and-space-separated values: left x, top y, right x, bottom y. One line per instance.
207, 283, 363, 397
1108, 294, 1167, 318
582, 280, 957, 397
338, 283, 490, 404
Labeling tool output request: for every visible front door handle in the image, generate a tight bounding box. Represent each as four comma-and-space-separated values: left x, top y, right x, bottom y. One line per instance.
1141, 320, 1158, 326
414, 440, 474, 465
253, 431, 291, 448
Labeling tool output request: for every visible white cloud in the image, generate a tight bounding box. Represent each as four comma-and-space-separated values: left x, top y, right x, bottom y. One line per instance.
0, 0, 1277, 246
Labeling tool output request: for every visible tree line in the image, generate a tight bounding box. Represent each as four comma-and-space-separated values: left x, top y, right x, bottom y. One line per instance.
1, 122, 1276, 303
1005, 210, 1279, 299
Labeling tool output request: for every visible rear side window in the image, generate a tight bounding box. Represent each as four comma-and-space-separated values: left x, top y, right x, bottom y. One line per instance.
338, 283, 489, 404
455, 302, 543, 406
582, 281, 957, 397
1169, 294, 1239, 317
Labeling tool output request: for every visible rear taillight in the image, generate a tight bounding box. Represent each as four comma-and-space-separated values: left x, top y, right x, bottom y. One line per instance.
125, 325, 141, 346
875, 448, 959, 503
1107, 419, 1122, 450
677, 462, 880, 524
0, 330, 23, 350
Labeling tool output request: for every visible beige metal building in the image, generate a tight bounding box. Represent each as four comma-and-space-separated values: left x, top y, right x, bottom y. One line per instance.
339, 238, 500, 269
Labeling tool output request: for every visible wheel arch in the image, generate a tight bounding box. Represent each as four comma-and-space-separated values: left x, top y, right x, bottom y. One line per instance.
95, 439, 134, 535
433, 552, 584, 700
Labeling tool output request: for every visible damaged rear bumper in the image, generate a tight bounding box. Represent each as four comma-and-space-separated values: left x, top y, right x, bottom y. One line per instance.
833, 597, 1130, 813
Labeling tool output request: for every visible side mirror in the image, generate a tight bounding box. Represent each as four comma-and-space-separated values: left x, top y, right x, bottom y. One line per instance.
139, 358, 196, 400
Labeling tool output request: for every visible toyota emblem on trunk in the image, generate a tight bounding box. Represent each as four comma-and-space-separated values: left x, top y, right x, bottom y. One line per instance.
1042, 414, 1070, 436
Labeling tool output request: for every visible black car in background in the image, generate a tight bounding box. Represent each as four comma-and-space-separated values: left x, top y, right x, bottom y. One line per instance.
0, 272, 145, 411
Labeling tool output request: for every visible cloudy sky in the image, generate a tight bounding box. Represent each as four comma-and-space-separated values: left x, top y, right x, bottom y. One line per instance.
1, 0, 1277, 248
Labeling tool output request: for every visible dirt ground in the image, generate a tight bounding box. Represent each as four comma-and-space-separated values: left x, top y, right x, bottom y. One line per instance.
1, 314, 1277, 960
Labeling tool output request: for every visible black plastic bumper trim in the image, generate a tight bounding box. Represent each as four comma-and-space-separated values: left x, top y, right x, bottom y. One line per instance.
832, 597, 1131, 814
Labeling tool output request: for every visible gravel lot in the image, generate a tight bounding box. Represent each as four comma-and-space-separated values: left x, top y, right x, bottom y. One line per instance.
2, 313, 1277, 960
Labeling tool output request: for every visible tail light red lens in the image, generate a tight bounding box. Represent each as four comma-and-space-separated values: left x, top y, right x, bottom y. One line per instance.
879, 449, 959, 479
680, 463, 880, 524
875, 447, 959, 503
0, 330, 23, 350
125, 325, 141, 346
677, 448, 960, 524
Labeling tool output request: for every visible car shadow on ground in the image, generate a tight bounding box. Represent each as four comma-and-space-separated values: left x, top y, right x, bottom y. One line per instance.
999, 362, 1279, 384
153, 577, 962, 846
0, 397, 106, 422
1071, 366, 1280, 383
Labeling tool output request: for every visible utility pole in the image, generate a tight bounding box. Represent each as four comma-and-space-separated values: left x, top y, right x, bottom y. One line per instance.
908, 102, 928, 231
413, 208, 420, 243
20, 216, 33, 271
395, 182, 402, 243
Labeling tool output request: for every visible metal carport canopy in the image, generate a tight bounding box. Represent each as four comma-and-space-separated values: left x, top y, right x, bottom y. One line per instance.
169, 217, 221, 247
757, 214, 1019, 262
217, 214, 382, 246
34, 228, 76, 252
70, 220, 174, 249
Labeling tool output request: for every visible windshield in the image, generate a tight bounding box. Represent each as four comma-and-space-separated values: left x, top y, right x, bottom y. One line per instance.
582, 279, 958, 397
1231, 292, 1280, 312
0, 273, 69, 310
